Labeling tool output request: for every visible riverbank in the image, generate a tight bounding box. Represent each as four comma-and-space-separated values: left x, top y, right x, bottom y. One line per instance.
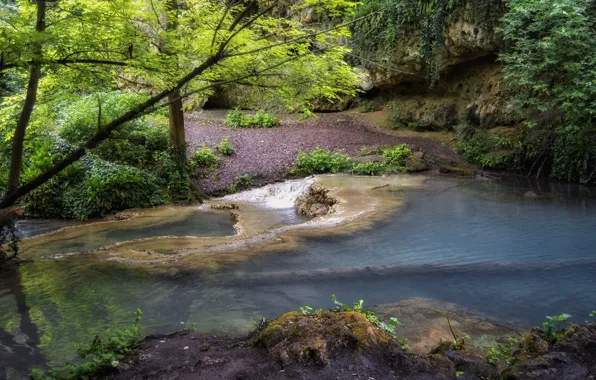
100, 301, 596, 380
185, 111, 465, 195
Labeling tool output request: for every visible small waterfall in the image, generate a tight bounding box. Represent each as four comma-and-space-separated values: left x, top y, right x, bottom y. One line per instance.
220, 177, 316, 209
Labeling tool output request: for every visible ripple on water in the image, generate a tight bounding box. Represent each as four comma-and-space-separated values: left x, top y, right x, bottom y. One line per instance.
1, 178, 596, 375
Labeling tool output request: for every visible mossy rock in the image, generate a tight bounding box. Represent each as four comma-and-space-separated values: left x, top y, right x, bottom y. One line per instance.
259, 311, 391, 366
439, 165, 475, 176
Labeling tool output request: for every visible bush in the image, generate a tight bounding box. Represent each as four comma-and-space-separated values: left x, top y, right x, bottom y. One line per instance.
225, 174, 253, 194
225, 109, 279, 128
25, 155, 168, 220
152, 151, 194, 202
352, 162, 385, 175
193, 146, 218, 167
295, 147, 352, 174
358, 100, 378, 113
498, 0, 596, 183
216, 137, 233, 155
382, 144, 412, 166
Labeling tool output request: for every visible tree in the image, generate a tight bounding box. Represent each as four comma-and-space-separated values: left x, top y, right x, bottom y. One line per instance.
0, 0, 364, 212
499, 0, 596, 183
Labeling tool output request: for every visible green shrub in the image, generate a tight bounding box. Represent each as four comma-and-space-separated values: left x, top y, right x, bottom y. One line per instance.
24, 155, 168, 220
498, 0, 596, 183
225, 108, 250, 128
31, 310, 143, 379
225, 109, 279, 128
152, 151, 194, 202
352, 162, 385, 175
216, 137, 233, 155
382, 144, 412, 166
295, 147, 352, 174
252, 110, 280, 128
193, 146, 218, 167
542, 313, 572, 344
358, 100, 378, 113
225, 174, 253, 194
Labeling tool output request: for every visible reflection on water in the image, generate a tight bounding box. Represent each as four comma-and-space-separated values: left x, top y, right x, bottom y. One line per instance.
1, 178, 596, 377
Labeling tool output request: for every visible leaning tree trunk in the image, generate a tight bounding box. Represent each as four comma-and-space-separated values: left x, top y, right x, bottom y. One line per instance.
168, 87, 185, 164
7, 1, 46, 193
165, 0, 186, 166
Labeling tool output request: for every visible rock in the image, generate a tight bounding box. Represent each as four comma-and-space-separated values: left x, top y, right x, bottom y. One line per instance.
502, 324, 596, 380
259, 311, 390, 366
295, 185, 338, 218
111, 211, 139, 221
210, 202, 239, 210
356, 67, 374, 91
406, 151, 428, 172
443, 351, 499, 380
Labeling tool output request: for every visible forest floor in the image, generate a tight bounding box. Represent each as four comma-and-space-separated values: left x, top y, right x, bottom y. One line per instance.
185, 110, 463, 195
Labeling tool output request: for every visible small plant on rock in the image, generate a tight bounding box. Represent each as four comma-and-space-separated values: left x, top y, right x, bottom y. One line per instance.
193, 145, 218, 167
331, 295, 407, 348
300, 305, 323, 317
542, 313, 572, 343
447, 316, 470, 351
474, 335, 518, 365
226, 174, 253, 194
590, 311, 596, 317
216, 137, 233, 156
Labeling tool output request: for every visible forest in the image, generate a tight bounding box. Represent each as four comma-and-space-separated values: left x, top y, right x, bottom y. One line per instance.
1, 0, 595, 379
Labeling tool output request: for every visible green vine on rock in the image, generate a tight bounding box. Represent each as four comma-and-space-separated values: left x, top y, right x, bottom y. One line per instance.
350, 0, 504, 86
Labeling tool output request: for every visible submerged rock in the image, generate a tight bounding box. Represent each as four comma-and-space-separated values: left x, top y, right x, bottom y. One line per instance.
209, 202, 239, 210
375, 298, 520, 355
295, 184, 338, 218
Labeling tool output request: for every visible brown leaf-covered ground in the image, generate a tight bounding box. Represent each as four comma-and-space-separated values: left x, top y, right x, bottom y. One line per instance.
185, 111, 462, 195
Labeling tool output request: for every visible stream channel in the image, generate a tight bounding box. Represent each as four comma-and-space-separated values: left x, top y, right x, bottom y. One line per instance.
1, 175, 595, 378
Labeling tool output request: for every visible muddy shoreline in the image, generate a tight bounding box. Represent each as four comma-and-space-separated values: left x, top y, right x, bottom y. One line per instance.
101, 298, 596, 380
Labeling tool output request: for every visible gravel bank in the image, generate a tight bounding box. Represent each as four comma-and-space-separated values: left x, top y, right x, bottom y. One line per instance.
185, 111, 461, 195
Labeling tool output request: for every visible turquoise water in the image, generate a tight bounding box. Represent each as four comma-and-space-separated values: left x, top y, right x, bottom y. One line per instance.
1, 179, 596, 378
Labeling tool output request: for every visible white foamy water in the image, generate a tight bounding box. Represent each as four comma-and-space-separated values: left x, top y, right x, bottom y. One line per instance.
219, 177, 315, 208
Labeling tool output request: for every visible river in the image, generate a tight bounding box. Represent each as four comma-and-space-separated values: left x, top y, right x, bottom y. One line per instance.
1, 175, 595, 378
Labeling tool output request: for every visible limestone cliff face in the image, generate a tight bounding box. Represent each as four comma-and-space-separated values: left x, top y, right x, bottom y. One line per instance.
207, 1, 516, 127
358, 4, 517, 130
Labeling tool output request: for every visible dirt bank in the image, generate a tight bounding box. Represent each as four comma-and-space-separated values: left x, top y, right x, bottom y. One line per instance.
103, 303, 596, 380
185, 111, 462, 194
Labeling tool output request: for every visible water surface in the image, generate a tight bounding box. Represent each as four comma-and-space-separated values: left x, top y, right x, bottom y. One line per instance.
1, 178, 596, 378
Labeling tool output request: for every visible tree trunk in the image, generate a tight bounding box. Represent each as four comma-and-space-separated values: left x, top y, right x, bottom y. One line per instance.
165, 0, 186, 165
168, 88, 186, 164
7, 1, 46, 193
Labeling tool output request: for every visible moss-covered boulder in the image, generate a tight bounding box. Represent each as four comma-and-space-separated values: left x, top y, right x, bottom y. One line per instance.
259, 311, 390, 365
